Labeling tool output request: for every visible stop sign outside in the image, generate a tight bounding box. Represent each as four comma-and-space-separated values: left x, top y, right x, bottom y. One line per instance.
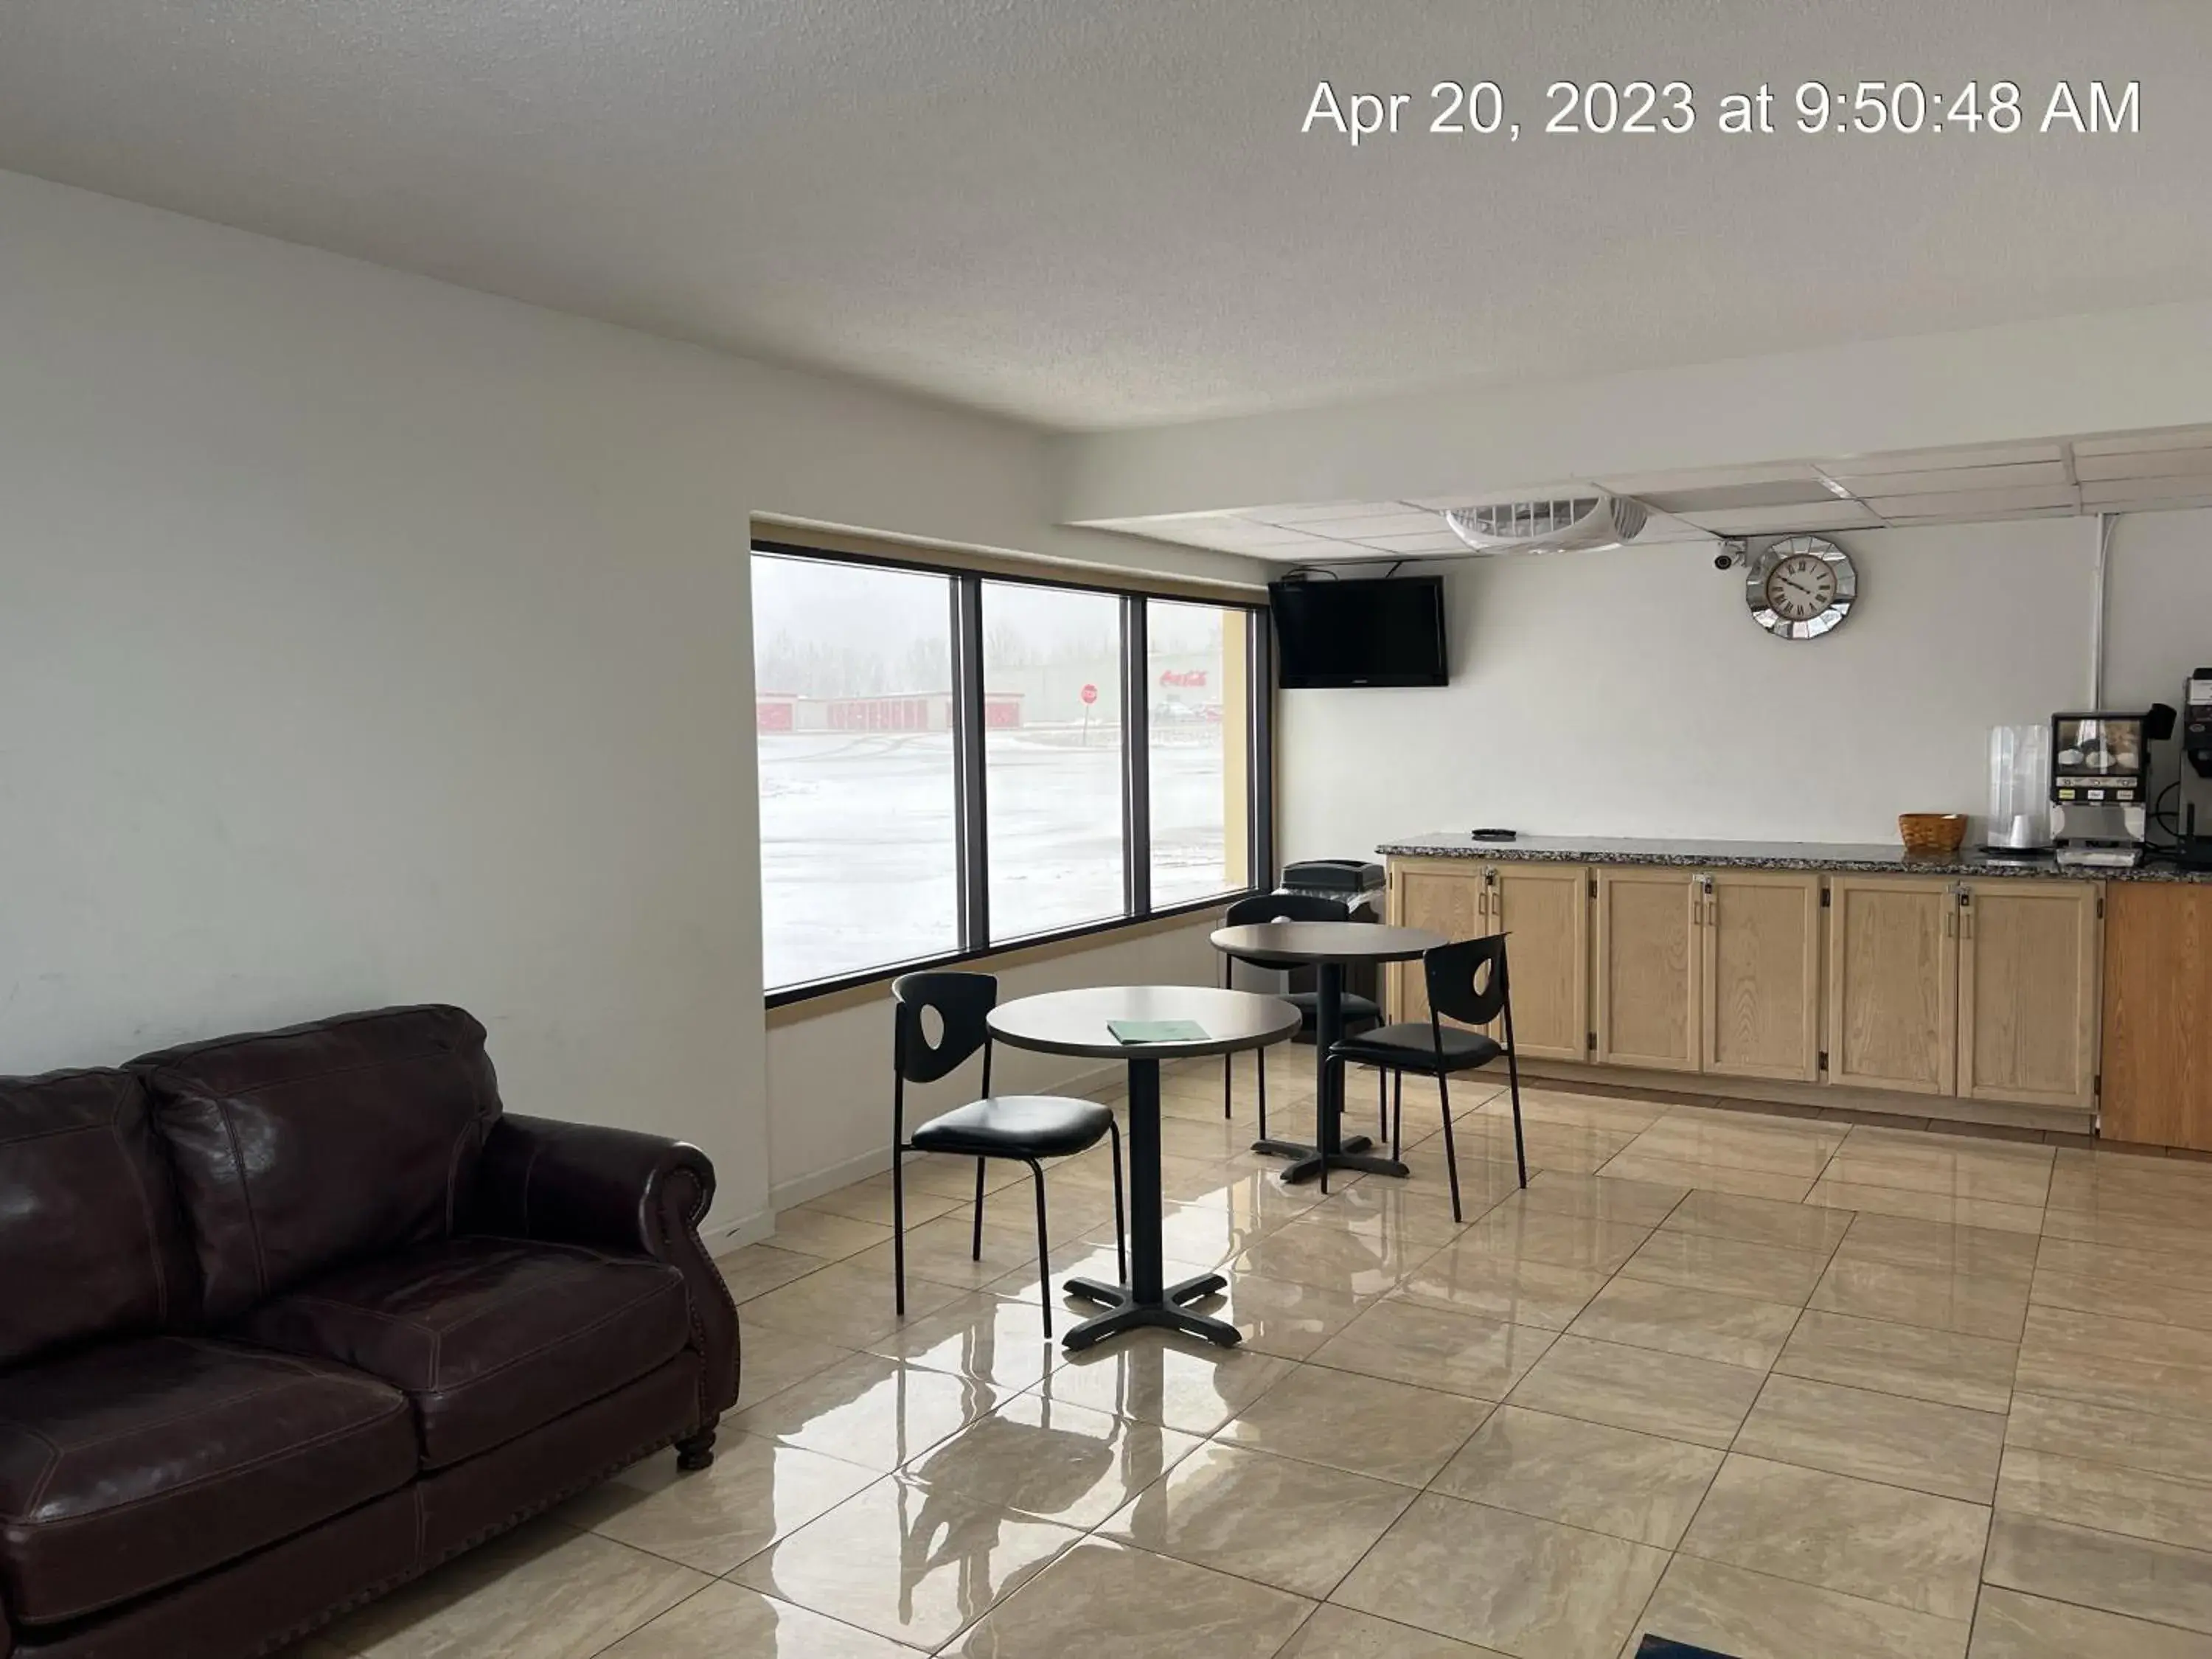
1079, 684, 1098, 706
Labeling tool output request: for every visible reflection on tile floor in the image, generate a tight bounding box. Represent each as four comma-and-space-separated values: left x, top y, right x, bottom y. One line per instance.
305, 1065, 2212, 1658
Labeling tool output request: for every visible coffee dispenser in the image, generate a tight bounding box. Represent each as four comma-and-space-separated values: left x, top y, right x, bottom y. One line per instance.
2050, 711, 2159, 868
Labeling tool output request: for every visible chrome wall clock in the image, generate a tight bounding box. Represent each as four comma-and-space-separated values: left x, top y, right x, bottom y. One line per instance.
1746, 535, 1857, 639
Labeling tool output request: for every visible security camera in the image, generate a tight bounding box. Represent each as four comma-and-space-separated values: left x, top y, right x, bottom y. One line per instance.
1713, 538, 1748, 571
1714, 552, 1735, 571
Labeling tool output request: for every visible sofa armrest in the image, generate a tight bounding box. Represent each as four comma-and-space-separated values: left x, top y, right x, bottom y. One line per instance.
474, 1115, 740, 1421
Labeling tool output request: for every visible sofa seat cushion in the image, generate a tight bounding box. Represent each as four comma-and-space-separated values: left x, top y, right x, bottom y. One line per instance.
237, 1237, 691, 1470
0, 1337, 415, 1625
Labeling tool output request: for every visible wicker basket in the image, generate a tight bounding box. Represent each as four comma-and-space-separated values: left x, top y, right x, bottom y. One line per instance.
1898, 813, 1968, 855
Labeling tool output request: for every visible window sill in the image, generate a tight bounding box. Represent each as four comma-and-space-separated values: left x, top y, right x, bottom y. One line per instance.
763, 893, 1254, 1028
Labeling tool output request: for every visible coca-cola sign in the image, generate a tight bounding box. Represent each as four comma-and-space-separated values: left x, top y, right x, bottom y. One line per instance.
1158, 669, 1208, 688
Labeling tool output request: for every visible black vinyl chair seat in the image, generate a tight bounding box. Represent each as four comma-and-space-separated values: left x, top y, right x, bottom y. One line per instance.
1282, 990, 1381, 1027
1332, 1021, 1502, 1072
1325, 933, 1527, 1222
909, 1095, 1116, 1160
889, 970, 1127, 1340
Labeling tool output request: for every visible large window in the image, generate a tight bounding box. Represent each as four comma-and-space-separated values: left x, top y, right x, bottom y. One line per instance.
754, 544, 1270, 998
754, 554, 959, 990
984, 582, 1125, 941
1148, 599, 1252, 908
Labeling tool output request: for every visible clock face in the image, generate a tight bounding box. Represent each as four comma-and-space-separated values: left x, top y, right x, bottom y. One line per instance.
1746, 535, 1857, 640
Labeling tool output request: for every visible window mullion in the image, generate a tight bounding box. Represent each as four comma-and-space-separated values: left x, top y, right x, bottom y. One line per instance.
1251, 608, 1276, 891
952, 574, 990, 950
1123, 595, 1150, 919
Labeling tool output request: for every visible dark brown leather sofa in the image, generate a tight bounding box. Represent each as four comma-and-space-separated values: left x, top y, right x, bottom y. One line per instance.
0, 1005, 740, 1659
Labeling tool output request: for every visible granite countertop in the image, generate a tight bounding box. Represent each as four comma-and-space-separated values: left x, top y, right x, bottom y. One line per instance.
1374, 832, 2212, 883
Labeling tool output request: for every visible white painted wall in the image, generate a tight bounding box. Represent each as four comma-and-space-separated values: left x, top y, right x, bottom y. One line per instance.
763, 917, 1225, 1211
1278, 521, 2107, 857
0, 170, 1248, 1242
2104, 507, 2212, 827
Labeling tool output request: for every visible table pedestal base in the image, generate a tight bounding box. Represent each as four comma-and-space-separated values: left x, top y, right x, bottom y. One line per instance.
1060, 1270, 1241, 1352
1256, 1133, 1411, 1184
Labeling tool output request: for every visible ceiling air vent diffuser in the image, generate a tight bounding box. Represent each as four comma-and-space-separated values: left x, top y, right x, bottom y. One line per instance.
1442, 493, 1649, 554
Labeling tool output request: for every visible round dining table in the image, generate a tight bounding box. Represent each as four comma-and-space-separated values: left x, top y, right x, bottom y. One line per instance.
1208, 920, 1446, 1187
987, 984, 1300, 1352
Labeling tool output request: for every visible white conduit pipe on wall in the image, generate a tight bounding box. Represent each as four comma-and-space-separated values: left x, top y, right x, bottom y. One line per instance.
2089, 511, 2115, 706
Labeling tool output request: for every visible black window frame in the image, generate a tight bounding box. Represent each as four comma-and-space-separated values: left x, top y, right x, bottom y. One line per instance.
755, 538, 1275, 1007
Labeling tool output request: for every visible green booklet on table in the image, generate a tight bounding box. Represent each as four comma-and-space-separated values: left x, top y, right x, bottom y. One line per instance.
1107, 1018, 1209, 1044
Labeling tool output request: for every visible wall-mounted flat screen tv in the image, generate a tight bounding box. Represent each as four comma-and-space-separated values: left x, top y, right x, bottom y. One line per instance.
1270, 575, 1449, 688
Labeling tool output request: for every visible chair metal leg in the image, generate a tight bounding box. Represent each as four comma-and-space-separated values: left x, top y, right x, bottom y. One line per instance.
1506, 1060, 1528, 1188
971, 1158, 987, 1260
1391, 1070, 1404, 1162
1107, 1116, 1128, 1283
1437, 1073, 1464, 1222
1256, 1047, 1268, 1140
892, 1144, 908, 1318
1028, 1160, 1053, 1340
1222, 1053, 1233, 1120
1378, 1066, 1387, 1134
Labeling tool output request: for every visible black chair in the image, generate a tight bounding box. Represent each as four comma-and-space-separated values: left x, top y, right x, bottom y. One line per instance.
890, 971, 1126, 1338
1217, 891, 1382, 1138
1328, 933, 1526, 1221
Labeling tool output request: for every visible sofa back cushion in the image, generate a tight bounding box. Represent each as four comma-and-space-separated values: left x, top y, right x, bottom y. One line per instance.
131, 1006, 501, 1321
1, 1069, 197, 1366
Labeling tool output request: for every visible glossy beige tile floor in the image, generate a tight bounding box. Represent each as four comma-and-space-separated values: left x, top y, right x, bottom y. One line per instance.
299, 1062, 2212, 1659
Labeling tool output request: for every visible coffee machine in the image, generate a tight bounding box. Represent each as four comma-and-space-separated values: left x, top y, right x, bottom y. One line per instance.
2051, 711, 2152, 868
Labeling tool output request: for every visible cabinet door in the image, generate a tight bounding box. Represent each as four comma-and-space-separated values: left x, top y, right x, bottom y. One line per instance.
1388, 860, 1486, 1024
2104, 883, 2212, 1148
1702, 871, 1824, 1082
1492, 863, 1590, 1061
1594, 868, 1699, 1071
1958, 880, 2101, 1110
1827, 876, 1957, 1095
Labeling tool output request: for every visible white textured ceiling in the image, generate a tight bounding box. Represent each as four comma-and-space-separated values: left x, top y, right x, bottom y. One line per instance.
1, 3, 2208, 429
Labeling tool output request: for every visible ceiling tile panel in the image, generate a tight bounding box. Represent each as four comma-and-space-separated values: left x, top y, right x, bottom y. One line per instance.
1237, 501, 1416, 526
1820, 440, 2067, 473
1829, 460, 2073, 495
1866, 484, 2079, 518
1673, 501, 1884, 533
2074, 446, 2212, 482
2074, 426, 2212, 456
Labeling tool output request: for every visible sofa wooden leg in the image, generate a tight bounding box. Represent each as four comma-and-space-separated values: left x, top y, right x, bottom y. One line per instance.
675, 1422, 717, 1472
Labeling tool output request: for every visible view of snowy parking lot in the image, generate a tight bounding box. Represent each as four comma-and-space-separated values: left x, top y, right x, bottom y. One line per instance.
754, 553, 1246, 990
758, 726, 1231, 988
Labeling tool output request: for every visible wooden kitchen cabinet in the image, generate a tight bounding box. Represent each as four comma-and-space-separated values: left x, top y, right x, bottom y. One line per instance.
1957, 880, 2101, 1110
2102, 882, 2212, 1148
1386, 859, 1484, 1024
1488, 862, 1591, 1061
1385, 858, 1589, 1058
1702, 871, 1824, 1082
1594, 867, 1699, 1071
1382, 851, 2111, 1133
1826, 875, 1958, 1095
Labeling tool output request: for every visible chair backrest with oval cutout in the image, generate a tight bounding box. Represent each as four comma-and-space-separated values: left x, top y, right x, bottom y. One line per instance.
1423, 934, 1511, 1031
890, 971, 998, 1086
